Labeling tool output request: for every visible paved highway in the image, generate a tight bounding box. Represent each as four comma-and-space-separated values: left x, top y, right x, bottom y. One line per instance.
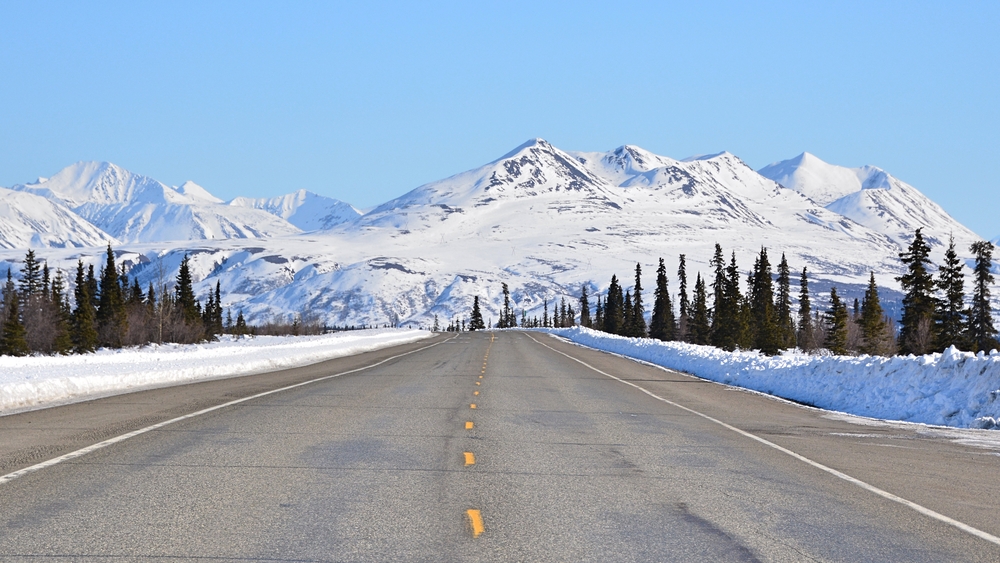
2, 331, 999, 561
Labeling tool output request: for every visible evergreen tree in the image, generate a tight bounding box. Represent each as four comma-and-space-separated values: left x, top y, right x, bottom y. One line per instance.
175, 254, 199, 324
470, 296, 486, 331
17, 249, 42, 298
649, 258, 676, 341
677, 254, 690, 342
897, 228, 938, 355
579, 284, 592, 328
798, 267, 815, 351
623, 291, 634, 335
749, 247, 780, 355
542, 298, 550, 328
86, 264, 98, 309
0, 287, 29, 356
594, 295, 604, 330
775, 253, 795, 349
712, 251, 745, 351
96, 244, 128, 348
72, 261, 98, 353
859, 272, 888, 356
499, 283, 513, 328
559, 297, 568, 328
604, 275, 624, 335
50, 269, 73, 354
235, 310, 248, 336
935, 235, 966, 350
824, 287, 849, 355
690, 273, 711, 345
630, 263, 646, 337
709, 243, 726, 343
967, 240, 998, 351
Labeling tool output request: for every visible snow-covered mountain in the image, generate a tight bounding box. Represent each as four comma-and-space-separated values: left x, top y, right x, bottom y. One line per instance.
0, 187, 114, 249
0, 141, 991, 329
229, 190, 361, 231
758, 153, 979, 250
8, 162, 302, 243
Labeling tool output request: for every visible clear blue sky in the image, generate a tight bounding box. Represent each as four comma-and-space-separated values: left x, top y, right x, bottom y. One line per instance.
1, 1, 997, 238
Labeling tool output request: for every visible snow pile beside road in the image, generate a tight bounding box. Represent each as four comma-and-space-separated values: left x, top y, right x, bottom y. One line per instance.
542, 327, 1000, 429
0, 329, 432, 415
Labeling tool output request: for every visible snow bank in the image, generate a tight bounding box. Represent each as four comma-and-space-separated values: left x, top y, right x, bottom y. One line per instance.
541, 327, 1000, 429
0, 329, 433, 415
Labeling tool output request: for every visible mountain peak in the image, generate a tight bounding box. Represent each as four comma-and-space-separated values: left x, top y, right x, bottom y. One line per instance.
178, 180, 223, 204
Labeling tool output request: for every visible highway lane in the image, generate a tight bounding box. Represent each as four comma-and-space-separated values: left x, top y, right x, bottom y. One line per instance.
1, 330, 999, 561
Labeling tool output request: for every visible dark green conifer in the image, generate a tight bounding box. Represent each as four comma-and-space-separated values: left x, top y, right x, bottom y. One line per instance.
603, 275, 624, 335
96, 244, 128, 348
470, 296, 486, 330
967, 240, 998, 352
749, 248, 780, 355
935, 235, 966, 350
690, 273, 711, 345
824, 287, 849, 355
631, 263, 646, 337
72, 261, 98, 353
595, 295, 604, 330
897, 228, 937, 355
775, 253, 795, 348
859, 272, 888, 356
50, 269, 73, 354
798, 267, 815, 351
649, 258, 676, 341
175, 254, 199, 324
579, 284, 591, 328
18, 249, 42, 298
677, 254, 690, 342
0, 290, 29, 356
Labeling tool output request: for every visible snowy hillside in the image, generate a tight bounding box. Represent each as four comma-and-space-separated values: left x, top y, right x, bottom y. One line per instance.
229, 189, 361, 231
9, 162, 302, 243
758, 153, 980, 250
0, 187, 114, 249
0, 141, 992, 328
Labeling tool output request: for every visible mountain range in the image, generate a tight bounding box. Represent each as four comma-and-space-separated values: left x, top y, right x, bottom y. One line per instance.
0, 140, 993, 327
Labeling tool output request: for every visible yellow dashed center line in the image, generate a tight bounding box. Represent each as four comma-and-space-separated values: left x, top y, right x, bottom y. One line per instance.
473, 391, 479, 396
464, 452, 476, 466
470, 403, 477, 409
475, 381, 480, 385
467, 509, 484, 538
465, 421, 474, 430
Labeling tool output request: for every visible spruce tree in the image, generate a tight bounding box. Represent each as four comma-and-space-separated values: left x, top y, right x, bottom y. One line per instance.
50, 269, 73, 354
631, 263, 646, 337
749, 247, 780, 355
824, 287, 849, 355
86, 264, 98, 309
677, 254, 690, 342
967, 240, 998, 352
579, 284, 592, 328
935, 235, 966, 350
604, 275, 624, 335
500, 283, 513, 328
0, 290, 29, 356
72, 261, 98, 353
897, 228, 937, 355
690, 273, 711, 345
798, 267, 814, 351
775, 253, 795, 349
623, 291, 634, 336
649, 258, 675, 341
859, 272, 888, 356
595, 295, 604, 330
712, 252, 745, 351
17, 249, 42, 298
235, 310, 248, 336
709, 243, 726, 344
96, 244, 128, 348
470, 296, 486, 330
175, 254, 199, 324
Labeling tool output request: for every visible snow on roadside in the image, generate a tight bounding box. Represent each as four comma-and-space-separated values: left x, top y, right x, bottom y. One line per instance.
540, 326, 1000, 429
0, 329, 433, 415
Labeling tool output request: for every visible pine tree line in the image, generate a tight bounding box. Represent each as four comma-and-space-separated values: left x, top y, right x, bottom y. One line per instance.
0, 246, 249, 356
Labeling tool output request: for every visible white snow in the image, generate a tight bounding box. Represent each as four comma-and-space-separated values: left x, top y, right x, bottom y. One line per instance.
542, 327, 1000, 430
0, 329, 433, 415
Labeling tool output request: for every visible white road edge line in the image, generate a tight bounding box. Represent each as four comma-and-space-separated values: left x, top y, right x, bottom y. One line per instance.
527, 333, 1000, 548
0, 334, 456, 486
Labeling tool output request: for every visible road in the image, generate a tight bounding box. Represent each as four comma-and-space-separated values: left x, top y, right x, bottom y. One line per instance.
1, 330, 999, 561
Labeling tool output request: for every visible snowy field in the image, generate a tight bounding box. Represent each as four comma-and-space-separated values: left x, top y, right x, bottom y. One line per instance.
541, 327, 1000, 430
0, 329, 433, 415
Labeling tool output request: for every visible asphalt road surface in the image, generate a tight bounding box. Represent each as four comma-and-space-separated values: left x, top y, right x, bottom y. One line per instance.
2, 331, 1000, 562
